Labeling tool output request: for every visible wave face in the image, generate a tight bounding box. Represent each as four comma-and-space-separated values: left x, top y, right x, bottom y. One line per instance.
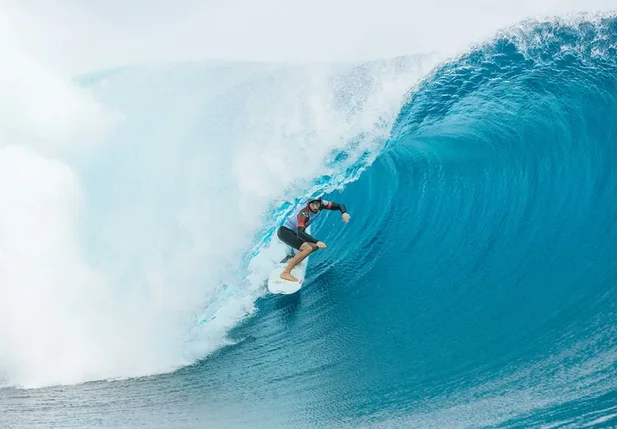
217, 16, 617, 428
2, 15, 617, 429
298, 17, 617, 427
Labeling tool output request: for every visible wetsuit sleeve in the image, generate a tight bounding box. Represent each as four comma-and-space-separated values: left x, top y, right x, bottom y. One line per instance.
322, 200, 347, 213
296, 208, 318, 243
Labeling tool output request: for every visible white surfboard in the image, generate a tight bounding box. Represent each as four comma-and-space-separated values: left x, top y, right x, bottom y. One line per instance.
267, 253, 309, 294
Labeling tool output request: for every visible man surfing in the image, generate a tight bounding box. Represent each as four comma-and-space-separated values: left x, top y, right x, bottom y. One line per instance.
277, 197, 350, 282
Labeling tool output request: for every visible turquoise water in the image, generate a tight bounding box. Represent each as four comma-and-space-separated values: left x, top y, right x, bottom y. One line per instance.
2, 16, 617, 429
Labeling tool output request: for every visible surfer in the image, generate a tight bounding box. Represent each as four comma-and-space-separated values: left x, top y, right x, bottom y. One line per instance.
277, 198, 350, 282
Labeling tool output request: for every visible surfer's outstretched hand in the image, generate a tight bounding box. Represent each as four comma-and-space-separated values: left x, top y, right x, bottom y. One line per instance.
342, 213, 351, 223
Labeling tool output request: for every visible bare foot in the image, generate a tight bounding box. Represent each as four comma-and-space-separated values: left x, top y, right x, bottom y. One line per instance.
280, 271, 298, 282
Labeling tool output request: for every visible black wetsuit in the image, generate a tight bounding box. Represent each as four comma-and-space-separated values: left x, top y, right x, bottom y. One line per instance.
277, 199, 347, 250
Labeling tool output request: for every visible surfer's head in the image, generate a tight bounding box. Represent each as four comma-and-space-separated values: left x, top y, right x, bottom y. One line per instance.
308, 198, 322, 213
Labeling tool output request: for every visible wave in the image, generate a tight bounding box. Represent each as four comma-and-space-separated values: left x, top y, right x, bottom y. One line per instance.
293, 16, 617, 427
0, 53, 437, 387
2, 12, 617, 428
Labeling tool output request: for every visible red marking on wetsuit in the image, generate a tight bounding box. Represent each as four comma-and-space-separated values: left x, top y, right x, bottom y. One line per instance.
297, 206, 310, 228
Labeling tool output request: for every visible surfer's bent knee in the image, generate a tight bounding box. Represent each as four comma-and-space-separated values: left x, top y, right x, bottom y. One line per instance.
300, 242, 316, 252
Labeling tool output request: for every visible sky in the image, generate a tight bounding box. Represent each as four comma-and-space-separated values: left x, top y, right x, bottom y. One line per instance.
2, 0, 616, 76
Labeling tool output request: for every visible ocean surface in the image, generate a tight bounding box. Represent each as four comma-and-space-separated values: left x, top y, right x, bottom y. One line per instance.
2, 15, 617, 429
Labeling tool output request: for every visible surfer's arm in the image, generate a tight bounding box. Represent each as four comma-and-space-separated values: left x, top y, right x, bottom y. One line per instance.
323, 200, 347, 213
323, 200, 350, 222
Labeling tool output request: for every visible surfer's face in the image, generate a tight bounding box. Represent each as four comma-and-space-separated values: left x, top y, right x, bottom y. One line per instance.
309, 201, 321, 213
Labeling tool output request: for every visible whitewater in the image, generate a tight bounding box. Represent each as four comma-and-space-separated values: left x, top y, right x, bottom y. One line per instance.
2, 3, 617, 429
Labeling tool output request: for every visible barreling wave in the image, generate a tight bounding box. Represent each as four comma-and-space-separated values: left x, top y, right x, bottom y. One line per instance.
291, 16, 617, 428
1, 12, 617, 429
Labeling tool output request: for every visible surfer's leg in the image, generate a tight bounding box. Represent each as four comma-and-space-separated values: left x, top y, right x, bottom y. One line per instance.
277, 226, 304, 250
277, 226, 317, 282
281, 242, 317, 282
